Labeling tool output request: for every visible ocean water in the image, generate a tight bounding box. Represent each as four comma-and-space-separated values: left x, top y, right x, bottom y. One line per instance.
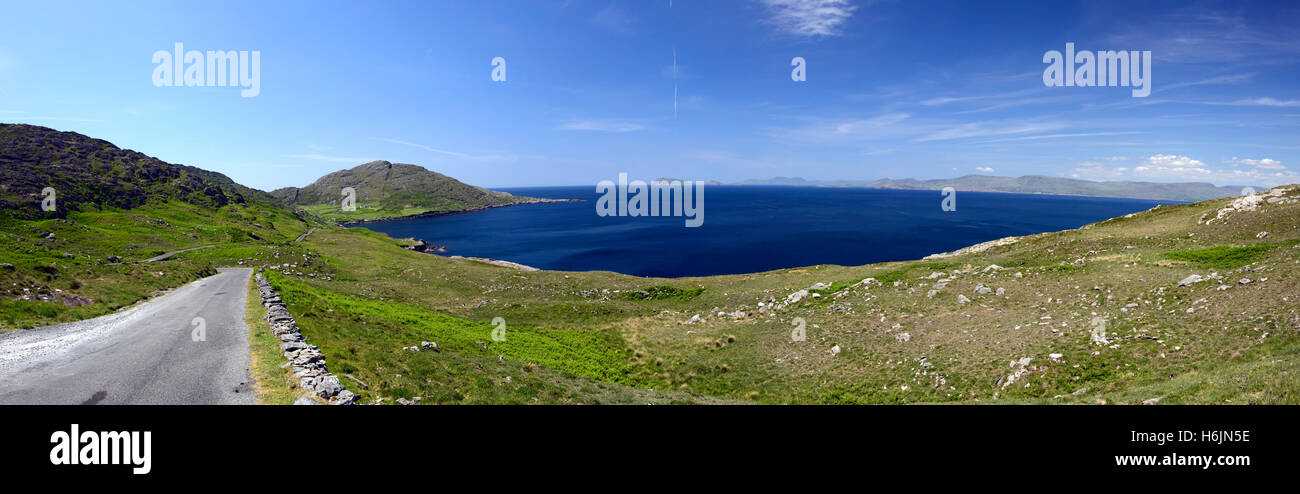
356, 186, 1175, 278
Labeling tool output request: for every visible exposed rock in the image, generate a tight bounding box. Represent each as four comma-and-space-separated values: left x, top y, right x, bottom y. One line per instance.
785, 290, 809, 304
1177, 274, 1204, 286
292, 397, 319, 405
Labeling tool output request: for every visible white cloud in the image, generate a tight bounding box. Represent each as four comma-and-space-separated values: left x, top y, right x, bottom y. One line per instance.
1103, 156, 1129, 161
975, 167, 994, 173
559, 119, 647, 132
1226, 157, 1285, 170
1069, 153, 1299, 187
759, 0, 857, 37
1133, 154, 1211, 177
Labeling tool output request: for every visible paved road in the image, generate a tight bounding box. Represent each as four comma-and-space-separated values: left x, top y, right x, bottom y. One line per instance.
0, 268, 257, 404
142, 244, 215, 262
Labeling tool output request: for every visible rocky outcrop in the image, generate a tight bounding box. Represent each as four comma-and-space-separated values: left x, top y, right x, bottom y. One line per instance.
448, 255, 539, 271
1201, 186, 1298, 225
255, 271, 359, 405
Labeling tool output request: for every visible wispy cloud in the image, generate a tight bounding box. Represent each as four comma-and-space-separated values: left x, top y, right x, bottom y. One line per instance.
913, 121, 1064, 143
981, 131, 1145, 143
372, 137, 519, 162
559, 119, 647, 132
975, 166, 994, 173
1155, 73, 1254, 93
765, 113, 911, 143
287, 154, 379, 164
759, 0, 857, 38
591, 4, 636, 35
1221, 97, 1300, 107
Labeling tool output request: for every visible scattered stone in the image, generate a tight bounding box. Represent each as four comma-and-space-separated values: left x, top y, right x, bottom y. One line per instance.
895, 332, 911, 342
421, 341, 439, 352
292, 397, 319, 405
1177, 274, 1204, 286
957, 294, 971, 304
830, 345, 841, 356
684, 314, 704, 325
1256, 231, 1269, 239
995, 287, 1005, 296
1239, 278, 1253, 285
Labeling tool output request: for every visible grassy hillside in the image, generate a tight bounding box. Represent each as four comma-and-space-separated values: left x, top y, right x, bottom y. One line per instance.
0, 124, 321, 329
3, 126, 1297, 404
235, 184, 1299, 404
270, 160, 535, 222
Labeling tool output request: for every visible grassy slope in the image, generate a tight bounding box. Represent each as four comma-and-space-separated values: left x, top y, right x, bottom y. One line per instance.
0, 199, 317, 329
244, 185, 1297, 404
5, 184, 1298, 404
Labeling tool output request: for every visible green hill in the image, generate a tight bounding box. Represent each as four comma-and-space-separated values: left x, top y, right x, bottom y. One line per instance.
0, 124, 265, 219
271, 160, 536, 222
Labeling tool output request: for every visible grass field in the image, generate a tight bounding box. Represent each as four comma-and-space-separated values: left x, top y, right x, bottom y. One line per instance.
4, 185, 1298, 404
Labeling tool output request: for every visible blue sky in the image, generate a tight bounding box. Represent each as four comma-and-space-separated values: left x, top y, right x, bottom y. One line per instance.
1, 0, 1297, 190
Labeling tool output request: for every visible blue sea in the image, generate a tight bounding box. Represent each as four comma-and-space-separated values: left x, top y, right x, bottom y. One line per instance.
356, 186, 1175, 278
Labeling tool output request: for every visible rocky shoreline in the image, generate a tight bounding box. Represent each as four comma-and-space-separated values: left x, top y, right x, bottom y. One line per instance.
255, 270, 359, 405
337, 198, 582, 226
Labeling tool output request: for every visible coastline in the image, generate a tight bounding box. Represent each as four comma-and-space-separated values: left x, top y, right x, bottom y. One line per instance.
337, 197, 582, 226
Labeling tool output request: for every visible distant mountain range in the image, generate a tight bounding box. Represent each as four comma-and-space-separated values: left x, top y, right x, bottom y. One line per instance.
732, 175, 1258, 202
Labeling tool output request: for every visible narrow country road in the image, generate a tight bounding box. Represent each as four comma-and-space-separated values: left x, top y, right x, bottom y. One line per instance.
0, 268, 256, 404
